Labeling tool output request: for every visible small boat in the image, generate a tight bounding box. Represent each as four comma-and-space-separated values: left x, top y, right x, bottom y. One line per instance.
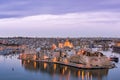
109, 55, 119, 63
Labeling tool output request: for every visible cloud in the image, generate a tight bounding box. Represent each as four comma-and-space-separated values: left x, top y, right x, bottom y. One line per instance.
0, 0, 120, 19
1, 11, 119, 22
0, 12, 120, 37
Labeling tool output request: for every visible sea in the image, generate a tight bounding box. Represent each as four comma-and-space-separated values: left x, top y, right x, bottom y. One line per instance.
0, 49, 120, 80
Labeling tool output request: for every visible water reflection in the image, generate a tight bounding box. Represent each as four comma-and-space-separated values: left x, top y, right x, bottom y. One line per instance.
21, 60, 109, 80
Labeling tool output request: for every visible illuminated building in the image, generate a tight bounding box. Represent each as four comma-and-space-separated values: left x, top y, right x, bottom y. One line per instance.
64, 39, 73, 48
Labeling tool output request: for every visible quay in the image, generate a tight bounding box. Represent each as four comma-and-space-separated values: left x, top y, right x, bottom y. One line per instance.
19, 59, 115, 69
36, 60, 115, 69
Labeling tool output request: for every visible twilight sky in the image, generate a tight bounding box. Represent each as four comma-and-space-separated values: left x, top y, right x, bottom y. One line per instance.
0, 0, 120, 37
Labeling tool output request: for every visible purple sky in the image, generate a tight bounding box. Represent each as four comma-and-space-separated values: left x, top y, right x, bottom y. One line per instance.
0, 0, 120, 37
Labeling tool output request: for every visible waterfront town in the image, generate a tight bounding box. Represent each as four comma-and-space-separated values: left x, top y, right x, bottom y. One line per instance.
0, 37, 120, 69
1, 0, 120, 79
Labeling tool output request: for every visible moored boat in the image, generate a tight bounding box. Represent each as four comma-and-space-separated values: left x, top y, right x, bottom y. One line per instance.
109, 55, 119, 63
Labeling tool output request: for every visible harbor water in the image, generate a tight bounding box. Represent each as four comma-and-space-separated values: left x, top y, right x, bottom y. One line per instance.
0, 50, 120, 80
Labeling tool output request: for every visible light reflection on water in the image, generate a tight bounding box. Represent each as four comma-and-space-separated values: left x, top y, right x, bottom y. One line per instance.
0, 50, 120, 80
21, 60, 109, 80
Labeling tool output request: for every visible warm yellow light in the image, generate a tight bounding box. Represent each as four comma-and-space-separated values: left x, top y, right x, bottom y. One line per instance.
27, 60, 30, 63
116, 43, 120, 46
62, 69, 65, 75
78, 70, 81, 77
64, 66, 67, 71
33, 55, 36, 60
63, 58, 68, 64
33, 62, 36, 69
58, 43, 63, 48
53, 57, 57, 62
53, 64, 56, 71
82, 70, 84, 80
64, 39, 73, 48
51, 44, 57, 50
44, 63, 47, 69
43, 56, 48, 59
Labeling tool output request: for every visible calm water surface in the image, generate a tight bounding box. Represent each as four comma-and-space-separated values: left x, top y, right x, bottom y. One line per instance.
0, 51, 120, 80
